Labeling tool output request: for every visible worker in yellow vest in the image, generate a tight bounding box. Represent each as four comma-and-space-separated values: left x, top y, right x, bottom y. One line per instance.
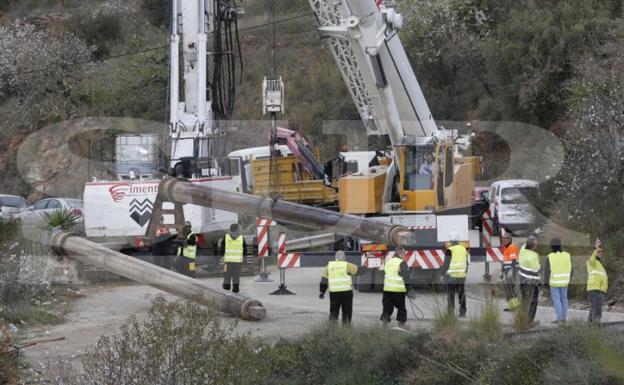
442, 231, 469, 317
543, 238, 572, 324
518, 236, 541, 327
222, 223, 246, 293
319, 250, 359, 324
587, 239, 608, 323
380, 248, 409, 326
175, 221, 197, 278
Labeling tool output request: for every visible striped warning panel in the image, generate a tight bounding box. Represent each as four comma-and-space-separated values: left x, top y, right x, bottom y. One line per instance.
278, 252, 301, 268
277, 232, 301, 268
486, 247, 504, 262
256, 217, 273, 257
404, 249, 445, 269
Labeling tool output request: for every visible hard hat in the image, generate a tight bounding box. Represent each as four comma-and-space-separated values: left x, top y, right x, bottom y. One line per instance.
335, 250, 346, 260
449, 231, 459, 242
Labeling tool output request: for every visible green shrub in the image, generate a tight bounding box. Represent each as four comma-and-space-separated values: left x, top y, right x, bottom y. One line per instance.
44, 208, 79, 230
80, 297, 269, 385
65, 10, 122, 60
140, 0, 170, 28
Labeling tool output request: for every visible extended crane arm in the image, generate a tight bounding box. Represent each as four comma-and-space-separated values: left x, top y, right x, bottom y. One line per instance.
307, 0, 438, 142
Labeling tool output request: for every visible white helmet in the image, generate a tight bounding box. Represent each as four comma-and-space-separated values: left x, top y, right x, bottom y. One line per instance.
449, 231, 460, 242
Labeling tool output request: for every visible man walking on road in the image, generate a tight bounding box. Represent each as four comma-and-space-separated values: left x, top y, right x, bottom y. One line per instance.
518, 236, 541, 327
587, 239, 608, 323
544, 238, 572, 324
501, 232, 520, 311
442, 231, 469, 317
319, 251, 359, 324
222, 223, 246, 293
380, 248, 409, 326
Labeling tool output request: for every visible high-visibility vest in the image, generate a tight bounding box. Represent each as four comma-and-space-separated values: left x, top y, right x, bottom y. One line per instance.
547, 251, 572, 287
447, 244, 468, 279
327, 261, 352, 292
224, 234, 244, 263
183, 233, 197, 259
502, 244, 519, 272
586, 250, 608, 293
383, 257, 406, 292
518, 246, 540, 281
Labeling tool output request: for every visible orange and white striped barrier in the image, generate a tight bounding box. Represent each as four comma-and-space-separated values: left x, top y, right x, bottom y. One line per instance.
256, 218, 273, 258
404, 249, 445, 269
481, 209, 504, 262
362, 249, 445, 270
277, 232, 301, 268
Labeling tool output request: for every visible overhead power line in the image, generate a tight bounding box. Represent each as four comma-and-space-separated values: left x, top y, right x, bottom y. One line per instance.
1, 12, 314, 80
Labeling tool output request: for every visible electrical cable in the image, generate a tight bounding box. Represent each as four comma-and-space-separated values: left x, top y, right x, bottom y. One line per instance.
210, 0, 244, 121
2, 13, 313, 81
407, 293, 425, 320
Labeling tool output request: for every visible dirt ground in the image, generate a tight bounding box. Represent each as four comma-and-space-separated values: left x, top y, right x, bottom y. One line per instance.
22, 262, 624, 373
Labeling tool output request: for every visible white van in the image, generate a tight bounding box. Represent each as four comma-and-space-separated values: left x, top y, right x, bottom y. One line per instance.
0, 194, 27, 219
487, 179, 539, 235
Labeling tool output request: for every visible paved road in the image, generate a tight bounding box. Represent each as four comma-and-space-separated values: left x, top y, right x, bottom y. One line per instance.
23, 263, 624, 373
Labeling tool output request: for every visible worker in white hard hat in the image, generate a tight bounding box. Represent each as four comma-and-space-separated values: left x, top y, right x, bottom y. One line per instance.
441, 231, 469, 317
319, 250, 360, 324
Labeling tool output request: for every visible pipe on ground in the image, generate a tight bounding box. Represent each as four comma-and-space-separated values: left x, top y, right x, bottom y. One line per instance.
51, 231, 266, 321
159, 177, 418, 248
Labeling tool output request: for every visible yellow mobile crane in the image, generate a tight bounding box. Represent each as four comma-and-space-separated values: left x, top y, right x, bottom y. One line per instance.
305, 0, 481, 223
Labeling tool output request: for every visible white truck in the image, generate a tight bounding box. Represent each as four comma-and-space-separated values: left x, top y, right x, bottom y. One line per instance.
83, 1, 242, 252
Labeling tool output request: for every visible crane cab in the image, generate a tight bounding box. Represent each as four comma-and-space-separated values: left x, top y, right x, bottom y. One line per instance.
397, 137, 480, 213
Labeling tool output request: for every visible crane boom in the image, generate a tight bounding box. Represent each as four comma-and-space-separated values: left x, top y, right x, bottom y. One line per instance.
307, 0, 438, 142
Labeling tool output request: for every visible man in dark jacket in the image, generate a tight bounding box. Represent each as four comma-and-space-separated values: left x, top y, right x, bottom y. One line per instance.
152, 227, 174, 270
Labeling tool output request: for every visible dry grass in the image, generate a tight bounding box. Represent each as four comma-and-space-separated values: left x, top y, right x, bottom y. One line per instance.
432, 299, 458, 332
471, 296, 503, 340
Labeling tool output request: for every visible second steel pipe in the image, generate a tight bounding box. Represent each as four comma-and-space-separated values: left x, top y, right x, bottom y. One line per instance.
160, 177, 417, 248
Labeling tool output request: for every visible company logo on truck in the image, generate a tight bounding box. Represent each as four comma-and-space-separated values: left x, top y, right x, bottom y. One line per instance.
108, 183, 159, 203
129, 198, 154, 227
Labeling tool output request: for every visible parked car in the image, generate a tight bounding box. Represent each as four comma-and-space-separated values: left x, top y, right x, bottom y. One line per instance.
487, 179, 539, 235
15, 198, 84, 225
0, 194, 27, 219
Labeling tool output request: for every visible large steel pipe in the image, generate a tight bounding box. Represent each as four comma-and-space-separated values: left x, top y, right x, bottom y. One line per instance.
160, 177, 418, 248
52, 231, 266, 321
